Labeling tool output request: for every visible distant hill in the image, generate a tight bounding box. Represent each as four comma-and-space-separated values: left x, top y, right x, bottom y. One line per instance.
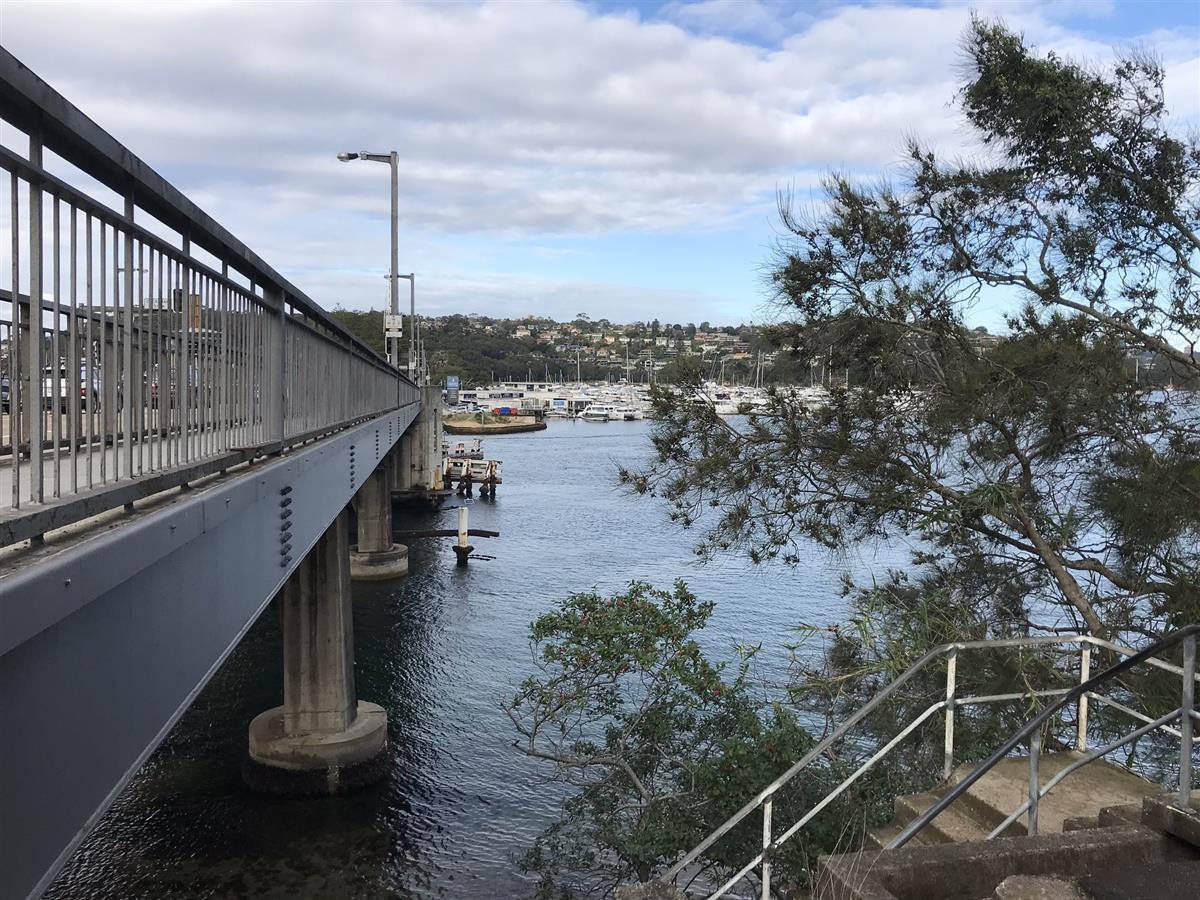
329, 310, 1196, 391
329, 311, 774, 387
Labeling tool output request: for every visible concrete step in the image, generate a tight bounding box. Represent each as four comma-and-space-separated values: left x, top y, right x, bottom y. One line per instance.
893, 791, 992, 844
861, 753, 1164, 859
1097, 802, 1144, 829
1061, 815, 1099, 832
820, 823, 1199, 900
993, 874, 1086, 900
864, 822, 929, 851
947, 751, 1158, 836
1079, 859, 1200, 899
1062, 804, 1141, 832
1140, 795, 1200, 848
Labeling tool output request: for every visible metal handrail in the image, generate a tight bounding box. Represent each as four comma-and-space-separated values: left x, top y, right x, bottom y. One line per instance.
662, 634, 1087, 885
662, 627, 1199, 899
0, 49, 385, 364
983, 706, 1191, 840
0, 50, 416, 546
891, 623, 1199, 849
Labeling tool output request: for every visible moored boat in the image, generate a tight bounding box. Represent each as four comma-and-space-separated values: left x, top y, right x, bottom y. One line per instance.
580, 403, 618, 421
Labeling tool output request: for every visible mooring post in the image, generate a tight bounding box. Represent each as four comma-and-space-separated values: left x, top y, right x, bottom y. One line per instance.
453, 505, 474, 566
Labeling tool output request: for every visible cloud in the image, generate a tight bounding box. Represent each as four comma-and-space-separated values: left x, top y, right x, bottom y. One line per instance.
0, 1, 968, 238
301, 263, 727, 324
1, 1, 1195, 320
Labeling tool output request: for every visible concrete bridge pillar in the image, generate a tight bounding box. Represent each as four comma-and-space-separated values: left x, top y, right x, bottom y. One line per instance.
394, 430, 413, 492
425, 383, 444, 491
350, 453, 408, 580
395, 386, 444, 493
245, 508, 388, 794
416, 384, 445, 490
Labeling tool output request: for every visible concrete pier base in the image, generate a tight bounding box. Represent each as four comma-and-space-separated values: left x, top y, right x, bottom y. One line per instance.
453, 544, 474, 567
350, 543, 409, 580
246, 701, 388, 795
245, 508, 388, 795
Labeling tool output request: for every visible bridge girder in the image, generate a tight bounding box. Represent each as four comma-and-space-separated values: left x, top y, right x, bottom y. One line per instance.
0, 406, 417, 900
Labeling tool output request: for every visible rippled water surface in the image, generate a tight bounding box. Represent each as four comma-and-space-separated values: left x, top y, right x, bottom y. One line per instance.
48, 420, 906, 899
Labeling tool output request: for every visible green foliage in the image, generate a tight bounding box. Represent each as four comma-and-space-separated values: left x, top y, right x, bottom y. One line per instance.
330, 307, 386, 357
329, 311, 613, 387
328, 309, 818, 388
655, 354, 705, 385
628, 17, 1200, 648
505, 582, 869, 897
791, 567, 1069, 787
612, 28, 1200, 874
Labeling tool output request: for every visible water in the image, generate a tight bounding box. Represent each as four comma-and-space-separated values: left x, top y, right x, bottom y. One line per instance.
47, 420, 906, 899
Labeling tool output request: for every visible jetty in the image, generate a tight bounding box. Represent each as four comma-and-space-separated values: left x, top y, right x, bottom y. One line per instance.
444, 457, 502, 497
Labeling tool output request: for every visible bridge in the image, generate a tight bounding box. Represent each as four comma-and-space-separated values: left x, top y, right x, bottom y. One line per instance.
0, 50, 443, 900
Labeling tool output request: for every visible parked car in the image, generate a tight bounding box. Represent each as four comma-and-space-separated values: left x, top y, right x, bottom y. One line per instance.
149, 363, 197, 409
42, 366, 71, 412
41, 366, 99, 411
1, 374, 10, 413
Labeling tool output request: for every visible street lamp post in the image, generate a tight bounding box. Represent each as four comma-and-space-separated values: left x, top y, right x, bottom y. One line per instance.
337, 150, 410, 375
397, 272, 415, 381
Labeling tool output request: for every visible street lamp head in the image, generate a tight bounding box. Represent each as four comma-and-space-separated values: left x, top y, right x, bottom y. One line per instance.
336, 152, 359, 162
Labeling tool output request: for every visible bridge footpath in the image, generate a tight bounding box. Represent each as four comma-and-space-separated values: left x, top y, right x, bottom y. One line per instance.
0, 49, 443, 900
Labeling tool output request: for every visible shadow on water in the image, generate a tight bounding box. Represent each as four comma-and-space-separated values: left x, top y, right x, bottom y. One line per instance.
46, 420, 906, 899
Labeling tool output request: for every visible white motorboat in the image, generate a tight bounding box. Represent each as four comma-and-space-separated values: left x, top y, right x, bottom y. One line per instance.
444, 438, 484, 459
580, 403, 618, 422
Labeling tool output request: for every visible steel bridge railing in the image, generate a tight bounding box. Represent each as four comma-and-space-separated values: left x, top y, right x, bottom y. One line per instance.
661, 628, 1200, 900
0, 49, 416, 549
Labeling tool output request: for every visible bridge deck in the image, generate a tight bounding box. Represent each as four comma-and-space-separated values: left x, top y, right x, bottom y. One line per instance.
0, 44, 423, 900
0, 406, 420, 900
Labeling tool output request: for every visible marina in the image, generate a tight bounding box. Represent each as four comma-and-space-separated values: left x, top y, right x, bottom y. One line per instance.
451, 380, 837, 423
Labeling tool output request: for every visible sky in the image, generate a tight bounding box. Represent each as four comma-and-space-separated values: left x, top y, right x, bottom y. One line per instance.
1, 0, 1198, 329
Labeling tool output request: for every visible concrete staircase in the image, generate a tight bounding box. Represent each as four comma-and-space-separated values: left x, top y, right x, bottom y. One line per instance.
866, 751, 1161, 850
813, 753, 1200, 900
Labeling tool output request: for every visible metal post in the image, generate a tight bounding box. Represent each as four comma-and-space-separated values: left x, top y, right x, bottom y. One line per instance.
1028, 730, 1041, 836
260, 284, 285, 450
409, 273, 416, 382
122, 190, 135, 480
1076, 644, 1091, 752
1181, 634, 1195, 810
944, 648, 957, 780
761, 797, 773, 900
27, 127, 44, 501
389, 152, 399, 370
278, 294, 287, 447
